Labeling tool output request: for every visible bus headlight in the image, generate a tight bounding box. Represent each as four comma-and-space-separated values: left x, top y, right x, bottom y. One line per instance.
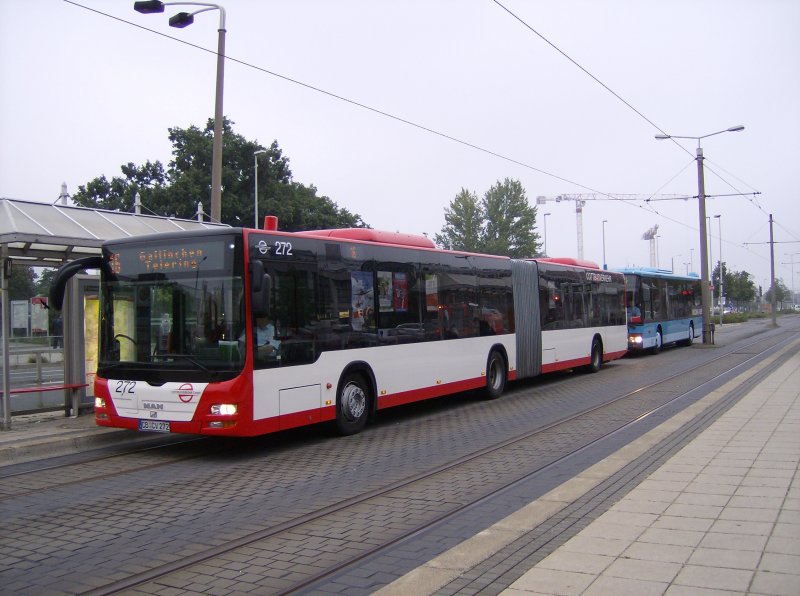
211, 404, 237, 416
95, 397, 106, 409
629, 334, 643, 345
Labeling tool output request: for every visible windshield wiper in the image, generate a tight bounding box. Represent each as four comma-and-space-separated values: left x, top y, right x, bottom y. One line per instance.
163, 353, 213, 374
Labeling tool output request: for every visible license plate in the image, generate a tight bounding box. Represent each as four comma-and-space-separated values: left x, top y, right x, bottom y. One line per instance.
138, 420, 171, 433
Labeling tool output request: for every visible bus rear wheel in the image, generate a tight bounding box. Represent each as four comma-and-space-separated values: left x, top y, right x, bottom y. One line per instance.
585, 339, 603, 373
485, 350, 507, 399
336, 373, 369, 435
681, 323, 694, 347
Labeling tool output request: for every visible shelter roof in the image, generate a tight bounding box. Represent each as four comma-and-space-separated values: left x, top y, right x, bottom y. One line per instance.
0, 198, 228, 265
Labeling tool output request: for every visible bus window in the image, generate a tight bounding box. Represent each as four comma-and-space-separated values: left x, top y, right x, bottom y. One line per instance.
476, 264, 514, 335
374, 267, 423, 344
258, 263, 318, 367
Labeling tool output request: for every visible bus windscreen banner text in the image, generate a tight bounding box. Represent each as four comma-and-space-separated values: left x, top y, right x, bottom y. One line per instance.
108, 239, 229, 276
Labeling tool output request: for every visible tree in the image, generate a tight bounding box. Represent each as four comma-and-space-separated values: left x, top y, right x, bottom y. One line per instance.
764, 278, 790, 305
73, 118, 365, 230
482, 179, 539, 258
435, 179, 541, 258
713, 263, 757, 306
33, 268, 57, 298
8, 264, 36, 301
434, 189, 484, 252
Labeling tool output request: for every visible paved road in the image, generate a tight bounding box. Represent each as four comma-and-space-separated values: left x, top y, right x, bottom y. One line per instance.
0, 317, 796, 594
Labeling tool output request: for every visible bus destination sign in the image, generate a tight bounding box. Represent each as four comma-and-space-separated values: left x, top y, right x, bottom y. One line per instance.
109, 239, 228, 275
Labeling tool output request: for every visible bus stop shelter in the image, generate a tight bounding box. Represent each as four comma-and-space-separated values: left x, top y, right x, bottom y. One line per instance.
0, 197, 227, 430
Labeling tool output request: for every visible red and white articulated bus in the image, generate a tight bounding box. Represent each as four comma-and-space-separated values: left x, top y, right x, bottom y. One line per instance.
50, 219, 627, 437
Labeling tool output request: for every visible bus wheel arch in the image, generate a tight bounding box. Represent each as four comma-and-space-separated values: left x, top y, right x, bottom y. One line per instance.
682, 322, 694, 347
485, 346, 508, 399
586, 335, 603, 373
651, 327, 663, 354
334, 363, 375, 435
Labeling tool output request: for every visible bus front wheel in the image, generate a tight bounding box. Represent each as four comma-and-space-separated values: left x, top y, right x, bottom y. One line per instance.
651, 329, 663, 354
336, 373, 369, 435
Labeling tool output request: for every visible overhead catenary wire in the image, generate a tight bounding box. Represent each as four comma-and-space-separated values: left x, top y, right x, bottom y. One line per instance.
490, 0, 763, 211
64, 0, 779, 271
64, 0, 706, 218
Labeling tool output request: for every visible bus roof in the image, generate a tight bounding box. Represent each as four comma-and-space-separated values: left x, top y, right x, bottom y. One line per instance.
535, 257, 602, 269
615, 267, 701, 281
293, 227, 436, 249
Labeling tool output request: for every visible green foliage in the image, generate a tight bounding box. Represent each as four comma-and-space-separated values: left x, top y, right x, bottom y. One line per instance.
482, 179, 539, 258
764, 278, 790, 303
33, 268, 57, 298
434, 188, 483, 252
435, 179, 540, 258
8, 264, 36, 301
72, 118, 365, 230
712, 263, 756, 303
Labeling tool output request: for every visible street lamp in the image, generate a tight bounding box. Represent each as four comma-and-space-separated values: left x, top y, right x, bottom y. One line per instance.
253, 149, 267, 228
706, 217, 714, 316
655, 125, 745, 344
783, 253, 800, 309
134, 1, 227, 224
543, 213, 551, 256
671, 253, 681, 273
714, 214, 723, 324
602, 219, 607, 270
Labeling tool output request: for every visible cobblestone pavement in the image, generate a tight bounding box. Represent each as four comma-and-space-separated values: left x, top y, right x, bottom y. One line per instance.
0, 317, 797, 594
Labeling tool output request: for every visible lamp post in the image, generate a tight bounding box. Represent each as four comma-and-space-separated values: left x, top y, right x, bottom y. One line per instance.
707, 216, 714, 316
543, 213, 551, 256
782, 253, 799, 310
671, 254, 681, 273
253, 149, 267, 228
718, 215, 724, 317
655, 125, 745, 344
134, 1, 227, 224
602, 219, 607, 270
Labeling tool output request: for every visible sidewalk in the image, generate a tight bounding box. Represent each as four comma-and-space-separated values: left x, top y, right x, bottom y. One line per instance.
0, 409, 135, 465
501, 347, 800, 595
379, 341, 800, 596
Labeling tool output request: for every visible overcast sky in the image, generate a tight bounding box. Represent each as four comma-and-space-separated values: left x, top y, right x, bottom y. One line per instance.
2, 0, 798, 294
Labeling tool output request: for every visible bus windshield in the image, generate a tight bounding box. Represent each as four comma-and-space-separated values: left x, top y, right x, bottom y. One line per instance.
98, 234, 245, 383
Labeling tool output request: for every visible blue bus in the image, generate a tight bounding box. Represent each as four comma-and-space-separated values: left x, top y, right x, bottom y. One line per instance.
616, 268, 702, 353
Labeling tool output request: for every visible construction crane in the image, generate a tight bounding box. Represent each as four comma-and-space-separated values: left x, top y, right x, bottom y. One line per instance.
535, 194, 687, 260
642, 224, 659, 267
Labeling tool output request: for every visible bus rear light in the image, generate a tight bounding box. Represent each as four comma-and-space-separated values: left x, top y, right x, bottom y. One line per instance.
95, 397, 106, 409
210, 404, 237, 416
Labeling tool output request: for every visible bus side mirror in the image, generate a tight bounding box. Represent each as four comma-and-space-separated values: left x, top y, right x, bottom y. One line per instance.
249, 260, 271, 316
49, 255, 105, 311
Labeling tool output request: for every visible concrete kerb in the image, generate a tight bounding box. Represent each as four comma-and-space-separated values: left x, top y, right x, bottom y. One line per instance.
0, 426, 140, 466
